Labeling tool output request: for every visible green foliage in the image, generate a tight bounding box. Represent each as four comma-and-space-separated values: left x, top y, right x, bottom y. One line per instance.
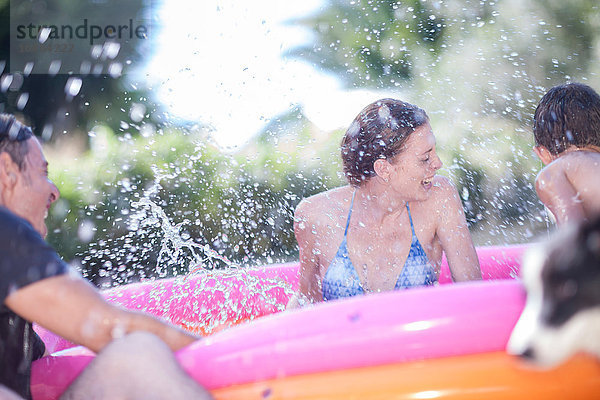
288, 0, 495, 88
46, 121, 343, 287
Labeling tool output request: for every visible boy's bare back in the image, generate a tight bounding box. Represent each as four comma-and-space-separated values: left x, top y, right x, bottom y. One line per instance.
535, 149, 600, 225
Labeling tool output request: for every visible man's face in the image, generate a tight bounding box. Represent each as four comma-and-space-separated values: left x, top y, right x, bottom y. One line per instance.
9, 138, 60, 238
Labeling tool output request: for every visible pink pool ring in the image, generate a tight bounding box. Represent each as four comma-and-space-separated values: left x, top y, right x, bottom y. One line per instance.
30, 244, 600, 399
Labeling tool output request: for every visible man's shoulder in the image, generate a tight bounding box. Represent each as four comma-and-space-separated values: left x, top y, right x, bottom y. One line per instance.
0, 207, 67, 302
0, 206, 21, 224
0, 207, 40, 242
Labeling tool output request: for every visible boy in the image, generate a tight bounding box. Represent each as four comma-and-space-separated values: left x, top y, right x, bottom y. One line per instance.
532, 82, 600, 226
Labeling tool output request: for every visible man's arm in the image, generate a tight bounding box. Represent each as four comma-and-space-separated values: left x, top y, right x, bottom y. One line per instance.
5, 273, 199, 353
434, 178, 481, 282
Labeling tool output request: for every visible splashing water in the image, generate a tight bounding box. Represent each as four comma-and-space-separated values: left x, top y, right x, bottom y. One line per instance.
130, 195, 239, 277
103, 266, 295, 336
119, 165, 297, 333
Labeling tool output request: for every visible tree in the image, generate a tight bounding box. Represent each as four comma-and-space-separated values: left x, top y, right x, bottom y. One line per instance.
288, 0, 495, 88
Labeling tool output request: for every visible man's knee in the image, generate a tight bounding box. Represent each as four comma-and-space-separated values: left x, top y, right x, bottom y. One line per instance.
96, 331, 174, 369
0, 385, 24, 400
103, 332, 169, 354
61, 332, 188, 400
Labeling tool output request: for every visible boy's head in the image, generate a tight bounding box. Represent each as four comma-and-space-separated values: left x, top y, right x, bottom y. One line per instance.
533, 82, 600, 160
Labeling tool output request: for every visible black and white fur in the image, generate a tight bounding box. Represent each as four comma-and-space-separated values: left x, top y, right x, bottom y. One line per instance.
507, 216, 600, 367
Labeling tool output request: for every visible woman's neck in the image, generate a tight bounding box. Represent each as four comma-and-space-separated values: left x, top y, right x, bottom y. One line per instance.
352, 180, 407, 226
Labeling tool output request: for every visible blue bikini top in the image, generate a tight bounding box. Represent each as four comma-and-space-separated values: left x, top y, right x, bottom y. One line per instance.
322, 190, 436, 301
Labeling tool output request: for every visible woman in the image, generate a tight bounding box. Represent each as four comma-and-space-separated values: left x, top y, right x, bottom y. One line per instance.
288, 98, 481, 307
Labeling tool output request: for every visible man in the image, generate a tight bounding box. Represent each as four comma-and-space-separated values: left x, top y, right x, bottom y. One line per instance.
0, 114, 212, 399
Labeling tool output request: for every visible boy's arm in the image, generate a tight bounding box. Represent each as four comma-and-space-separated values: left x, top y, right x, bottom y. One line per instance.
535, 164, 586, 226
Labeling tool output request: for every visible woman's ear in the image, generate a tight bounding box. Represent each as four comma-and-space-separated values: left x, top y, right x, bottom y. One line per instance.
0, 152, 18, 189
373, 158, 390, 182
533, 145, 554, 165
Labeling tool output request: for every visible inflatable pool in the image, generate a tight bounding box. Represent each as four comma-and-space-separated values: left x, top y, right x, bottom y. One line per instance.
32, 244, 600, 399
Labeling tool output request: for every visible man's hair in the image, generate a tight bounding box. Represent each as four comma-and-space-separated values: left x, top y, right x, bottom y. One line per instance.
533, 82, 600, 155
0, 114, 34, 170
340, 98, 429, 187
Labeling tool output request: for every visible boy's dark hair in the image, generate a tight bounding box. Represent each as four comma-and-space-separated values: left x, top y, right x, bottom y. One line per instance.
533, 82, 600, 155
0, 114, 34, 170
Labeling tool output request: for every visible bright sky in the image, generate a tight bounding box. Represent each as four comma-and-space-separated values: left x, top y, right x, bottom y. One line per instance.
144, 0, 394, 148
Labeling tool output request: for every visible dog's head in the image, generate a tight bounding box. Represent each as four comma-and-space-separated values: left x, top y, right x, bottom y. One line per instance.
507, 216, 600, 367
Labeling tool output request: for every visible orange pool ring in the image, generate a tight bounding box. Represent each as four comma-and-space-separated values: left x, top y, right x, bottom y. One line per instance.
212, 352, 600, 400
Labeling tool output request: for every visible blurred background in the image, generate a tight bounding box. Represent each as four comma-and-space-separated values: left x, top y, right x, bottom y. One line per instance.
1, 0, 599, 287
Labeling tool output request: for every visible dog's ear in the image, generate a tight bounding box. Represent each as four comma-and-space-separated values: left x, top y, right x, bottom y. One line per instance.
583, 217, 600, 265
587, 232, 600, 257
546, 222, 580, 273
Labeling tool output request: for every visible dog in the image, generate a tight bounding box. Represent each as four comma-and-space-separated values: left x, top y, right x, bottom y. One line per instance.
507, 215, 600, 367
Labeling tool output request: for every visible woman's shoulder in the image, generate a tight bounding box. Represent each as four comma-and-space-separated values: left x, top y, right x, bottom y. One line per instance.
295, 186, 354, 223
430, 175, 459, 198
418, 175, 462, 212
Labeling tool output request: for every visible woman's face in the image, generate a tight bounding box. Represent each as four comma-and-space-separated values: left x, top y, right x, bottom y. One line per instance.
386, 122, 442, 201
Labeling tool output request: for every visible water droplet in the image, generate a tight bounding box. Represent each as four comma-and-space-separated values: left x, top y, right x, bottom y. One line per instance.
80, 60, 92, 75
0, 75, 13, 92
23, 62, 34, 76
38, 27, 51, 43
41, 124, 53, 141
130, 103, 146, 123
104, 42, 121, 59
78, 220, 96, 243
48, 60, 61, 76
108, 63, 123, 78
91, 45, 103, 59
65, 77, 83, 98
17, 93, 29, 110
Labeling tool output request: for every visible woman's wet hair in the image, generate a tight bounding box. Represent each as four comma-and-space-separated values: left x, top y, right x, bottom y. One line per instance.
533, 82, 600, 155
0, 114, 34, 170
340, 98, 428, 187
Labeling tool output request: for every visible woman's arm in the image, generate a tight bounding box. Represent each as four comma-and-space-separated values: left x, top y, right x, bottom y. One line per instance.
434, 179, 481, 281
287, 200, 323, 309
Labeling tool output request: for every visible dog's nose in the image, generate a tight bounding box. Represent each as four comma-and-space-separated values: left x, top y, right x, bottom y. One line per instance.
519, 347, 536, 360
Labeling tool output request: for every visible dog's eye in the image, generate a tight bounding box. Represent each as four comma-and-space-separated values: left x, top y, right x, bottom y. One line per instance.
554, 279, 577, 300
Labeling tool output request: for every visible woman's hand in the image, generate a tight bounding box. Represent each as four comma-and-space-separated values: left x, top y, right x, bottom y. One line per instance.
287, 199, 323, 309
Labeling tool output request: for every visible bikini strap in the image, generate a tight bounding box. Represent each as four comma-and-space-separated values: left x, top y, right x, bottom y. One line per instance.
406, 203, 417, 236
343, 189, 357, 236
